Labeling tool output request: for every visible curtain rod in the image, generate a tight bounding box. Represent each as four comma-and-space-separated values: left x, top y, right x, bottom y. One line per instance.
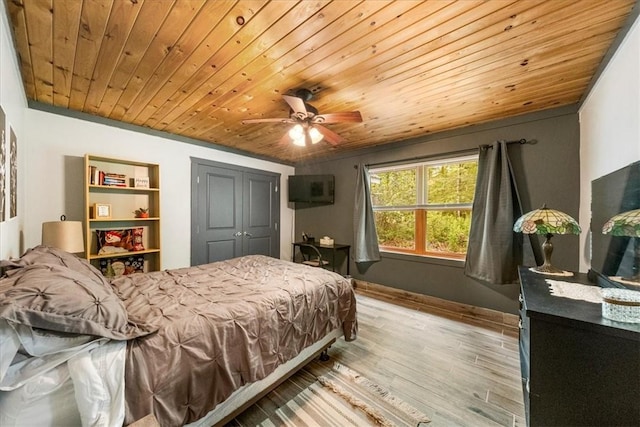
356, 138, 535, 169
478, 138, 535, 150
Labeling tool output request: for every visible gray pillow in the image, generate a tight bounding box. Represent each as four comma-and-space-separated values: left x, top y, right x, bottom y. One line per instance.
0, 263, 156, 340
1, 245, 109, 289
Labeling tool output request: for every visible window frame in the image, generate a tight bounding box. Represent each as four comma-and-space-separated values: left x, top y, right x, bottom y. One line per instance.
369, 154, 478, 260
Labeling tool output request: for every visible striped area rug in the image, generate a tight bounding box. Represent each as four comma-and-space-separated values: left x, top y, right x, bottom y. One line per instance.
255, 361, 430, 427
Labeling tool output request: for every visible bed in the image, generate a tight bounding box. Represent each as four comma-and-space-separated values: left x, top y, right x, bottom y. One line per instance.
0, 246, 357, 426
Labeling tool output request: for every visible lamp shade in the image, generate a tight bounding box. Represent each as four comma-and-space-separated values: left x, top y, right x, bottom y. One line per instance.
289, 124, 323, 146
513, 204, 581, 275
513, 204, 581, 235
602, 208, 640, 237
42, 218, 85, 253
308, 126, 323, 144
602, 208, 640, 284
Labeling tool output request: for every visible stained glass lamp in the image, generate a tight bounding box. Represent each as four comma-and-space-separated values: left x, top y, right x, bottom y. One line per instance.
602, 208, 640, 284
513, 204, 581, 274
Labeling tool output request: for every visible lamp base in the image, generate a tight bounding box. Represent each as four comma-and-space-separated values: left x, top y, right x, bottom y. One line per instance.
531, 233, 573, 276
530, 266, 574, 276
533, 264, 565, 274
610, 275, 640, 287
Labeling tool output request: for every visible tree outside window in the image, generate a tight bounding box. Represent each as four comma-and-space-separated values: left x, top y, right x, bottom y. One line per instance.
370, 156, 478, 259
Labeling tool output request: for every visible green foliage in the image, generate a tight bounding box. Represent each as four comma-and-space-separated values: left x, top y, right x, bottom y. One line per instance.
374, 211, 415, 249
370, 159, 477, 256
426, 161, 477, 204
370, 168, 416, 206
425, 211, 471, 254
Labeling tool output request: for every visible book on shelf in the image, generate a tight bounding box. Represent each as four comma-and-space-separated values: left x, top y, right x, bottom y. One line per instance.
89, 170, 128, 186
89, 166, 98, 185
89, 165, 131, 187
103, 178, 127, 185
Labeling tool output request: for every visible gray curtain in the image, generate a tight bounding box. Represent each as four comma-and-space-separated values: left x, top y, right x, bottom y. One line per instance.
353, 164, 380, 263
464, 141, 523, 284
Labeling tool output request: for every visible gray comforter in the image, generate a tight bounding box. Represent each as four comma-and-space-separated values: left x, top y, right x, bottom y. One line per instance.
110, 255, 357, 426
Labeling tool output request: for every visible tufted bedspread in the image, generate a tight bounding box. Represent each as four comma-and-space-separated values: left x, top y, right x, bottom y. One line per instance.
110, 255, 358, 426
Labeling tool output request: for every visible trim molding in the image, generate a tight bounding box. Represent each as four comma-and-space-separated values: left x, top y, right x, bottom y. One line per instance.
353, 280, 519, 334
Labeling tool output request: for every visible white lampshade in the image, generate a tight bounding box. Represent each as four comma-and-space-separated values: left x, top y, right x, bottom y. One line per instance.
308, 126, 323, 144
42, 218, 85, 253
289, 124, 306, 146
289, 124, 324, 146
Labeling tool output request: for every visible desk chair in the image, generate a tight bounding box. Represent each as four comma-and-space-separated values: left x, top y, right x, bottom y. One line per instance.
297, 243, 330, 269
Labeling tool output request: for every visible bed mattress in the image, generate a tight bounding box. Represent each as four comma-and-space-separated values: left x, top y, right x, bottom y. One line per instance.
111, 255, 357, 426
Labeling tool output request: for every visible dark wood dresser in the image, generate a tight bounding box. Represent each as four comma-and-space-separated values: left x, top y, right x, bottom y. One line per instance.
518, 267, 640, 426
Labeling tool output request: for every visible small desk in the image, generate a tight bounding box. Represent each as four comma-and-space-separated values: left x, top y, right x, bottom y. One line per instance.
292, 241, 350, 276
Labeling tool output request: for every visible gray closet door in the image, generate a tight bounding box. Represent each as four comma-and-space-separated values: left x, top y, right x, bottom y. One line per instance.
191, 159, 280, 265
243, 172, 279, 257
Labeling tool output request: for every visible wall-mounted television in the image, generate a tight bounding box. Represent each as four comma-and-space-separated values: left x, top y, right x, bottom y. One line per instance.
288, 174, 335, 205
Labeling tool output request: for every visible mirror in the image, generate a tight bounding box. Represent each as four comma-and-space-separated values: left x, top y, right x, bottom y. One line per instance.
590, 160, 640, 286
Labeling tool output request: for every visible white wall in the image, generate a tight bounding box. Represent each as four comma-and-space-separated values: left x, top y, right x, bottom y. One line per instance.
579, 13, 640, 272
23, 109, 295, 269
0, 0, 27, 260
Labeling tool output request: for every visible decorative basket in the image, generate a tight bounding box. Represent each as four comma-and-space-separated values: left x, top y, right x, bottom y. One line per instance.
601, 288, 640, 323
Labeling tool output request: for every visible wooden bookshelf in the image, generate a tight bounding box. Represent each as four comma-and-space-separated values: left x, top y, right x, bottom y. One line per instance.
84, 154, 161, 276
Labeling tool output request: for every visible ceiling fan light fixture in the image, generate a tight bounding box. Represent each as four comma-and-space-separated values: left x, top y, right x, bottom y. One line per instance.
243, 89, 361, 147
292, 137, 306, 147
289, 124, 306, 146
308, 126, 323, 144
289, 124, 303, 138
289, 124, 323, 146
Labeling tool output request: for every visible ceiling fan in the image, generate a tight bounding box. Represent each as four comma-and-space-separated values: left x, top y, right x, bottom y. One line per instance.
242, 89, 362, 147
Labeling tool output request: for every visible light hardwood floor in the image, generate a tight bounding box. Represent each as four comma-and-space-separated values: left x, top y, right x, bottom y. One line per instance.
229, 290, 525, 427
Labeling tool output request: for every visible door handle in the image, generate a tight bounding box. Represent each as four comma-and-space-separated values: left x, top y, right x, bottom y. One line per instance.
233, 231, 242, 237
243, 231, 253, 237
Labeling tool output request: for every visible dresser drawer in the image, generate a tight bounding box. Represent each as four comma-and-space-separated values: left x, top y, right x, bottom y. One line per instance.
519, 267, 640, 426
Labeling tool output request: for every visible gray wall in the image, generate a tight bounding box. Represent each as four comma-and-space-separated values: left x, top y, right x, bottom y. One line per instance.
292, 106, 581, 314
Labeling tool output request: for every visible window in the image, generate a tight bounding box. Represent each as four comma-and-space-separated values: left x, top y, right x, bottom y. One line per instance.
369, 155, 478, 260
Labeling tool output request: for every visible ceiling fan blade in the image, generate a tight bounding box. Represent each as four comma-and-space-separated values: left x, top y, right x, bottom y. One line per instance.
312, 111, 362, 124
282, 94, 308, 115
314, 125, 343, 146
242, 118, 294, 124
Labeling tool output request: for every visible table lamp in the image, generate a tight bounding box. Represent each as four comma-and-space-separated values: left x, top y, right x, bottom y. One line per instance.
602, 208, 640, 284
42, 215, 85, 254
513, 204, 581, 274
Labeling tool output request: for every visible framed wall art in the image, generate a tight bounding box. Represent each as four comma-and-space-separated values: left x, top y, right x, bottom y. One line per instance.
132, 176, 150, 188
92, 203, 112, 219
9, 126, 16, 218
0, 106, 5, 222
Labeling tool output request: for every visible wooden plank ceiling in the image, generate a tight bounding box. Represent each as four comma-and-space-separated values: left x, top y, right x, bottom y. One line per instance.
6, 0, 637, 164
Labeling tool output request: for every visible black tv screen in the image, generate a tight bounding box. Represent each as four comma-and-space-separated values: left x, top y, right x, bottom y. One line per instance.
288, 175, 335, 204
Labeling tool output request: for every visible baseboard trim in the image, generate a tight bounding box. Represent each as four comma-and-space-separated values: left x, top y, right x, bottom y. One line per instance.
353, 280, 519, 334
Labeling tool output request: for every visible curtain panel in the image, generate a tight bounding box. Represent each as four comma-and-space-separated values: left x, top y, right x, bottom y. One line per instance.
464, 141, 524, 284
353, 164, 381, 264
